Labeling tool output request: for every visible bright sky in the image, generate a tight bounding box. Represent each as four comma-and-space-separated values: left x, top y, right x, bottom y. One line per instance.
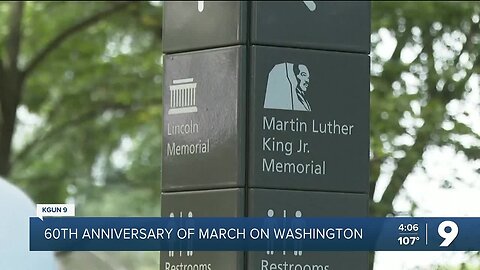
375, 140, 480, 269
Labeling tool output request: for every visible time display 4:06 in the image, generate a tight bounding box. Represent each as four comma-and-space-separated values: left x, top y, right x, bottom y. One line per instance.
398, 223, 418, 232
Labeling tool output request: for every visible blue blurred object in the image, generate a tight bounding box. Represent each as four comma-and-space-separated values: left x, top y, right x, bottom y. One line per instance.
0, 177, 57, 270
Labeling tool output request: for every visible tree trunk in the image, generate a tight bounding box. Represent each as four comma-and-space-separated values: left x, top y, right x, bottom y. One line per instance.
0, 69, 23, 177
0, 2, 24, 178
369, 251, 375, 270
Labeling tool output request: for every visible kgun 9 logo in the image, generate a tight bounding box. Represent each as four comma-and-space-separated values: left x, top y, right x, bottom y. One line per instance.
438, 220, 458, 247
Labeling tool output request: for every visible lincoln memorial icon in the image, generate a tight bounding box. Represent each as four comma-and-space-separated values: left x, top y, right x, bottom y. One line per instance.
168, 78, 198, 115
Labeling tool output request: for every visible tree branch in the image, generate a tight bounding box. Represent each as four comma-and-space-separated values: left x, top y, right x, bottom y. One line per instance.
391, 30, 409, 63
0, 2, 24, 176
22, 2, 136, 78
452, 13, 479, 67
376, 100, 446, 216
6, 2, 24, 70
369, 156, 385, 201
13, 99, 161, 163
0, 64, 4, 128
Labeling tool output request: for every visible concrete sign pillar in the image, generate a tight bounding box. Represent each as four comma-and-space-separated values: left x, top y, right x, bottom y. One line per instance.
161, 1, 370, 269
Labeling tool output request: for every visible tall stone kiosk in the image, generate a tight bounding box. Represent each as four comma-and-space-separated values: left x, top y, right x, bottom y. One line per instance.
162, 1, 370, 270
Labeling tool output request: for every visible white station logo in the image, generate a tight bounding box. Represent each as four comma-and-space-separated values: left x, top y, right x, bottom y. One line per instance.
36, 204, 75, 220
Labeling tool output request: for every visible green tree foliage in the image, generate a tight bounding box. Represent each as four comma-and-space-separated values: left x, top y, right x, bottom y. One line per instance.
0, 2, 163, 214
370, 2, 480, 218
1, 2, 163, 268
370, 2, 479, 268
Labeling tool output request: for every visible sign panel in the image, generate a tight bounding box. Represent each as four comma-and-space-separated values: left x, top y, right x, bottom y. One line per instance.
249, 45, 369, 193
162, 188, 367, 270
161, 188, 245, 270
248, 189, 368, 270
163, 1, 247, 53
163, 46, 246, 191
251, 1, 370, 53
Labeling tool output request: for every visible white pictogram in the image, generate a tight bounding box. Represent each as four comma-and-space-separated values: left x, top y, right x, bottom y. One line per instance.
196, 1, 316, 13
266, 209, 276, 255
302, 1, 317, 11
198, 1, 204, 12
168, 211, 194, 257
266, 209, 303, 256
293, 210, 303, 256
168, 212, 175, 258
168, 78, 198, 115
264, 63, 311, 112
186, 211, 194, 257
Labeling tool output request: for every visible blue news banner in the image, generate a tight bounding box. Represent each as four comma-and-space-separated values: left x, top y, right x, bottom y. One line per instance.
30, 217, 480, 251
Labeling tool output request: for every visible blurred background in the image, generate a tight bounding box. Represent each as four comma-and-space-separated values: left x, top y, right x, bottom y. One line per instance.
0, 1, 479, 269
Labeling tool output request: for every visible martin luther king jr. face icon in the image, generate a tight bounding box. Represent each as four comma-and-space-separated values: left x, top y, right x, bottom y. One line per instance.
295, 64, 310, 93
263, 62, 312, 112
